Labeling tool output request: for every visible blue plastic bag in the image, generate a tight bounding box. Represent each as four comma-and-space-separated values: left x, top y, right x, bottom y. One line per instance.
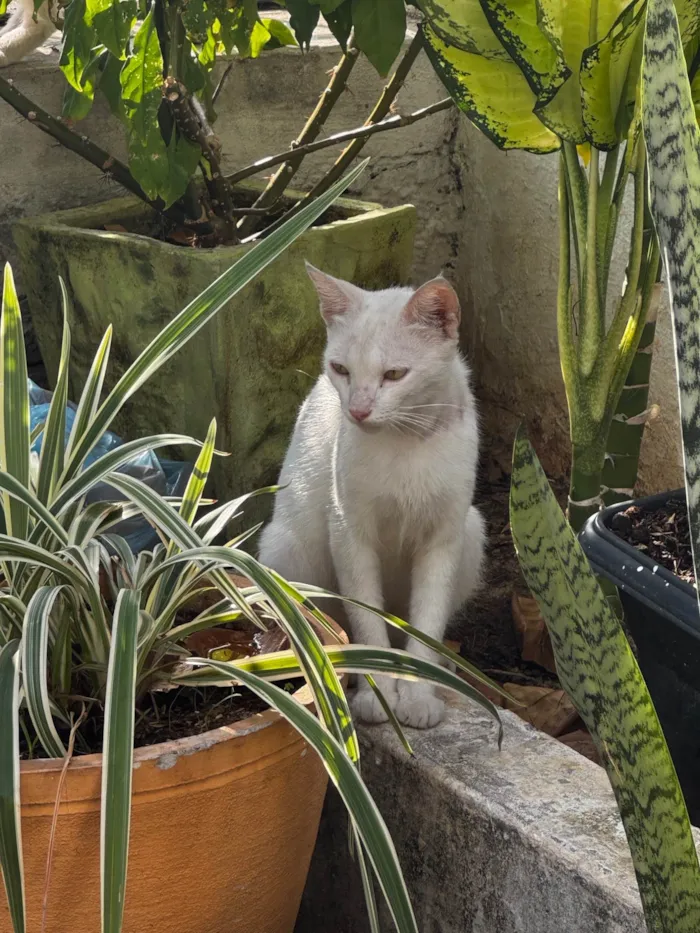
28, 379, 192, 553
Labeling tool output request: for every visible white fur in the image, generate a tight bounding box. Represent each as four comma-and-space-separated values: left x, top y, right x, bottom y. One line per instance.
0, 0, 56, 67
258, 265, 485, 729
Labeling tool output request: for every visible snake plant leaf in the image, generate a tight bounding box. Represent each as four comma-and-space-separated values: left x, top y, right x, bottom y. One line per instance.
580, 0, 646, 147
510, 428, 700, 932
421, 20, 560, 151
479, 0, 570, 108
643, 0, 700, 599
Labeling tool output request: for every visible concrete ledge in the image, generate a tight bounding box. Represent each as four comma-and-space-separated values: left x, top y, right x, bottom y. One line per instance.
297, 693, 700, 932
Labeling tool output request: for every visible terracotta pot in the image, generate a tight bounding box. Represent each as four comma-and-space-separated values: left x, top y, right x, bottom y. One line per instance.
0, 614, 347, 933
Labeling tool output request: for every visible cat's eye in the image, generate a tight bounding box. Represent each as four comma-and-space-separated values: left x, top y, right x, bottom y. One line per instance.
383, 368, 408, 382
331, 362, 349, 376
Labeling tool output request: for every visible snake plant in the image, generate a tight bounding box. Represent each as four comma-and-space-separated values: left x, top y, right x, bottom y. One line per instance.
414, 0, 700, 529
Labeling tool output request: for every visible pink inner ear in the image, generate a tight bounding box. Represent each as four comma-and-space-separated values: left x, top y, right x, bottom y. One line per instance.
404, 280, 461, 339
306, 264, 355, 322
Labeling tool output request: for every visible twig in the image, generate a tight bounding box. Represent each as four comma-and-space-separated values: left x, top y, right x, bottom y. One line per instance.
249, 29, 426, 241
0, 75, 186, 222
227, 97, 453, 187
236, 34, 361, 236
212, 61, 234, 104
164, 76, 238, 238
41, 707, 86, 933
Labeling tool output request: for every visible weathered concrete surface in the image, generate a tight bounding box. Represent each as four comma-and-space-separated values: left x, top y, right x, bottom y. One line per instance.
297, 692, 697, 933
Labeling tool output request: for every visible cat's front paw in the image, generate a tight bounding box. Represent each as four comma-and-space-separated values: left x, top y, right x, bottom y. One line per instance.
395, 682, 445, 729
350, 679, 397, 724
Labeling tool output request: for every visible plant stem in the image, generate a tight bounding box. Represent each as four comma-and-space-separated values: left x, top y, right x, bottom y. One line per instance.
227, 98, 453, 187
250, 28, 426, 242
0, 75, 177, 218
236, 35, 361, 237
557, 154, 575, 403
580, 145, 601, 376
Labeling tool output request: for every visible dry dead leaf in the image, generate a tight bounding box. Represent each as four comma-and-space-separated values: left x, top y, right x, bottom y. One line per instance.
558, 729, 601, 765
511, 590, 556, 672
502, 683, 581, 737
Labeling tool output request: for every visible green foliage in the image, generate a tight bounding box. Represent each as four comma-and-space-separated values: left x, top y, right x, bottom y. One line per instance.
352, 0, 406, 75
510, 429, 700, 931
0, 163, 501, 933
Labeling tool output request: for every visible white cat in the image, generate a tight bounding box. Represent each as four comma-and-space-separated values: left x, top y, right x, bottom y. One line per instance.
0, 0, 56, 67
258, 264, 485, 729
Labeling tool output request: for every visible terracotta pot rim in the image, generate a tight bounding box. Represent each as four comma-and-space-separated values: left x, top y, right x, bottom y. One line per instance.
21, 614, 347, 776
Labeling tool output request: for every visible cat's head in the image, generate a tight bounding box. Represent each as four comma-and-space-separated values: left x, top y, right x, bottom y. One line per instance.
306, 263, 462, 430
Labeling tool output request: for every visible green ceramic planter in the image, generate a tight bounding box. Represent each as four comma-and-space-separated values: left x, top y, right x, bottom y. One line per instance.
15, 185, 416, 522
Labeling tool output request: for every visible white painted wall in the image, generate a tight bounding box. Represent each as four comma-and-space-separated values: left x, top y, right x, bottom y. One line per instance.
0, 20, 684, 492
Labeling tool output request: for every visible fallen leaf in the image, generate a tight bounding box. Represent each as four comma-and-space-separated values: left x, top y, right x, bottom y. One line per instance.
511, 590, 556, 672
502, 683, 581, 737
558, 729, 601, 765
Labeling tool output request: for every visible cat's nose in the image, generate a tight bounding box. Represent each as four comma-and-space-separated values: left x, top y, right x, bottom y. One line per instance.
349, 406, 371, 423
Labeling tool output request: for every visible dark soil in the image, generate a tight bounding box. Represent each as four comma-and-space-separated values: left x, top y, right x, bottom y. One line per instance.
611, 497, 695, 585
101, 196, 348, 250
448, 443, 567, 689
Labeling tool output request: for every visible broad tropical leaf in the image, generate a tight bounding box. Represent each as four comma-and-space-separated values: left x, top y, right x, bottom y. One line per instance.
510, 428, 700, 931
642, 0, 700, 592
101, 588, 140, 933
352, 0, 405, 75
0, 641, 24, 933
420, 20, 560, 152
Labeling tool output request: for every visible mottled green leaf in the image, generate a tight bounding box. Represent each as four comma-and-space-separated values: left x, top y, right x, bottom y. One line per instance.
181, 0, 217, 45
286, 0, 320, 50
418, 0, 511, 60
510, 429, 700, 931
643, 0, 700, 599
422, 20, 560, 152
480, 0, 569, 105
352, 0, 405, 75
580, 0, 645, 148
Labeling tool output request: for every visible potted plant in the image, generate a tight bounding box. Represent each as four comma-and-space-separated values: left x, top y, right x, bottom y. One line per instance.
0, 169, 501, 933
579, 0, 700, 826
1, 0, 451, 511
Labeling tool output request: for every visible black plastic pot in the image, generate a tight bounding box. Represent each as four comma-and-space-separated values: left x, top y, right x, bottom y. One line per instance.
580, 490, 700, 822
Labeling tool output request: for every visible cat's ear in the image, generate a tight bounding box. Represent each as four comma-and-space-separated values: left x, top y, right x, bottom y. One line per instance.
305, 262, 362, 324
403, 277, 461, 340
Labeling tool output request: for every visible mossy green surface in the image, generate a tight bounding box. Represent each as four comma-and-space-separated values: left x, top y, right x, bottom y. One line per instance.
15, 187, 416, 525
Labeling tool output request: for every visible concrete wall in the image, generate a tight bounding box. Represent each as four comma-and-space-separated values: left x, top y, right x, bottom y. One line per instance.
0, 22, 684, 491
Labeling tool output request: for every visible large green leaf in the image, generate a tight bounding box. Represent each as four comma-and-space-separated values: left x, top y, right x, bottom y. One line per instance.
190, 658, 418, 933
510, 429, 700, 931
286, 0, 321, 50
352, 0, 405, 75
580, 0, 645, 148
420, 20, 560, 151
101, 588, 139, 933
643, 0, 700, 589
480, 0, 569, 106
0, 266, 30, 542
60, 0, 97, 92
64, 158, 369, 476
88, 0, 137, 59
0, 641, 24, 933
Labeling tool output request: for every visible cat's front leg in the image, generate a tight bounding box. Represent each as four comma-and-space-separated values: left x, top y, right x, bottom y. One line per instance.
331, 526, 397, 724
396, 531, 464, 729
